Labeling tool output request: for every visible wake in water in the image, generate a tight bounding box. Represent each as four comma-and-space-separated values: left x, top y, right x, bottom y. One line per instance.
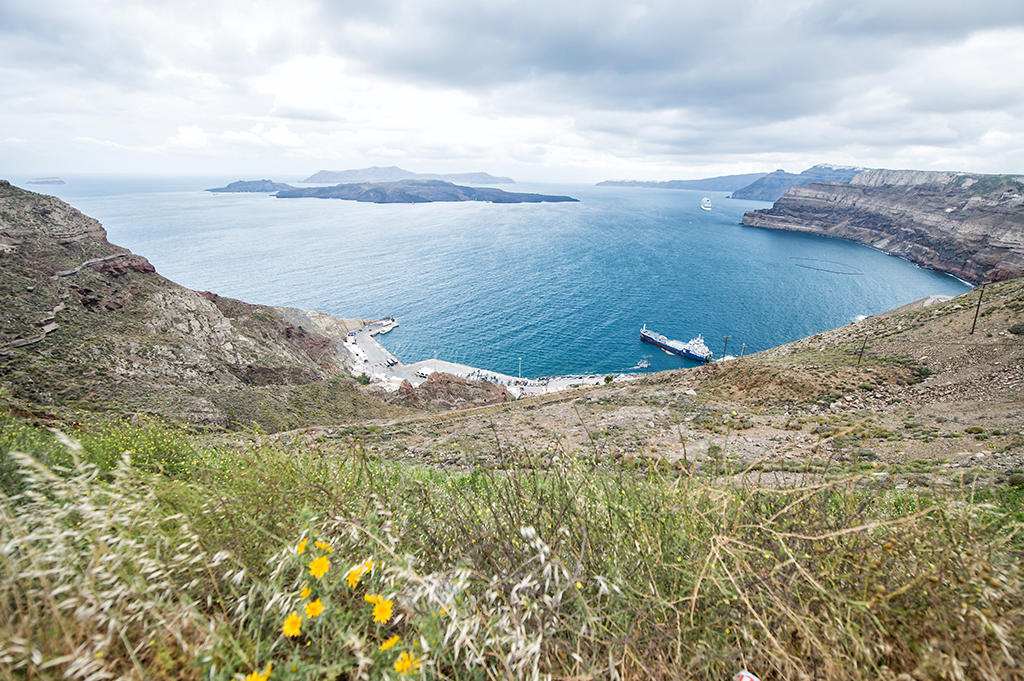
790, 257, 864, 275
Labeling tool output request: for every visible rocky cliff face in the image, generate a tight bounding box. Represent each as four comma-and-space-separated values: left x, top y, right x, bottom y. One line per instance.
741, 169, 1024, 284
0, 180, 403, 428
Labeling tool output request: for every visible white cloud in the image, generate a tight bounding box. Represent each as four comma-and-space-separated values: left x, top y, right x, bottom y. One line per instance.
167, 125, 209, 149
221, 123, 304, 148
1, 1, 1022, 179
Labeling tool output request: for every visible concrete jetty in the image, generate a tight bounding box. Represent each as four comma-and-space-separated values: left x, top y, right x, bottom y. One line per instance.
344, 319, 638, 397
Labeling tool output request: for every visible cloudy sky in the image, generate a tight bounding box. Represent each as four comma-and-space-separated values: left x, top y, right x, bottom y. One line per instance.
2, 0, 1023, 182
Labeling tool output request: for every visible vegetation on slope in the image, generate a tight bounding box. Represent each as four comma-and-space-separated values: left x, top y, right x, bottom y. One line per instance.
1, 417, 1021, 680
0, 181, 411, 430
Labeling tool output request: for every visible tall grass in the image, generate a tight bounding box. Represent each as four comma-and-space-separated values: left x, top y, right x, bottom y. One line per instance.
2, 419, 1022, 680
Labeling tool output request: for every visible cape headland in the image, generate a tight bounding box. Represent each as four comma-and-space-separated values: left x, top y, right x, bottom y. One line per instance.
275, 179, 577, 203
741, 168, 1024, 284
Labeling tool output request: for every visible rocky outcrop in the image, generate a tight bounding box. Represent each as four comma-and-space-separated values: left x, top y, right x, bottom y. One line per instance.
0, 180, 402, 428
303, 167, 514, 185
388, 372, 512, 410
731, 164, 866, 201
206, 179, 295, 193
276, 179, 577, 204
741, 169, 1024, 284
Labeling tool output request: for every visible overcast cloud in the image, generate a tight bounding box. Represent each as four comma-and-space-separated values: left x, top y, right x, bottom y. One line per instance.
1, 0, 1022, 181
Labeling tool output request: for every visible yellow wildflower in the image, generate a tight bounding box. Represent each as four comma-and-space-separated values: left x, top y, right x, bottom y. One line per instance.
304, 598, 324, 618
309, 555, 330, 580
282, 611, 302, 637
345, 563, 364, 589
394, 651, 421, 674
296, 537, 308, 555
244, 662, 272, 681
365, 593, 394, 623
374, 598, 394, 623
314, 540, 333, 553
363, 558, 373, 573
300, 585, 311, 600
380, 635, 400, 650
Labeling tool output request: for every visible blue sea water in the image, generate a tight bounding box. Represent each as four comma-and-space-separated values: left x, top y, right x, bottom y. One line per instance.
15, 174, 970, 378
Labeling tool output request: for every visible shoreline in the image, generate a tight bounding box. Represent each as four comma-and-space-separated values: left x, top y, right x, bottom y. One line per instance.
340, 284, 970, 396
343, 318, 641, 397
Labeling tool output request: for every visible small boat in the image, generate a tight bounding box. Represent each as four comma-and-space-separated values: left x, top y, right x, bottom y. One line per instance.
640, 324, 713, 362
700, 197, 712, 211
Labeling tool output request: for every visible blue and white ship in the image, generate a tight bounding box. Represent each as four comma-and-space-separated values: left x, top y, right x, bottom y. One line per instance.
640, 324, 713, 362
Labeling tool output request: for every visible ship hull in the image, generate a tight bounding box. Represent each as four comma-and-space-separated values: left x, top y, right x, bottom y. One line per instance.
640, 332, 710, 362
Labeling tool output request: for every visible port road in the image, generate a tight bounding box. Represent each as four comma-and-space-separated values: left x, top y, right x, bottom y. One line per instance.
345, 319, 636, 397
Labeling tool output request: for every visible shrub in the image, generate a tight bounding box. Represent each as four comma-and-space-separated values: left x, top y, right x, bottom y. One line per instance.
3, 426, 1023, 681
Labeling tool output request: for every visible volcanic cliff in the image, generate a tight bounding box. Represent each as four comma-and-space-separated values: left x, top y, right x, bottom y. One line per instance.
0, 180, 403, 428
741, 169, 1024, 284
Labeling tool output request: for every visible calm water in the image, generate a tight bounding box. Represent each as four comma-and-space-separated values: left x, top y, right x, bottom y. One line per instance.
15, 174, 970, 377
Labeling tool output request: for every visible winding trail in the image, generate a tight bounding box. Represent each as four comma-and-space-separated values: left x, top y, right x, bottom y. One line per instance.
51, 253, 124, 280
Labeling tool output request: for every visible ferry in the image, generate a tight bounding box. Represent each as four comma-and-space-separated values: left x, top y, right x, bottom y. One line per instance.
700, 197, 712, 211
640, 324, 713, 362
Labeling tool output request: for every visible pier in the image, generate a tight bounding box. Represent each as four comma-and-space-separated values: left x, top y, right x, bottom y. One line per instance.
344, 319, 637, 397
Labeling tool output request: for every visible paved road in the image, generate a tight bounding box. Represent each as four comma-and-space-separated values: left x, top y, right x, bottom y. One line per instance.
343, 319, 640, 396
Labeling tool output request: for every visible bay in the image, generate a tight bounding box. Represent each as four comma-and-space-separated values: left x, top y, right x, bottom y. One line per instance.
17, 174, 970, 378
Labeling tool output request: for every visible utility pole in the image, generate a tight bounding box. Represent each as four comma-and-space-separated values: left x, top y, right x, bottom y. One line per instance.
970, 283, 986, 335
857, 336, 868, 366
518, 357, 522, 378
740, 343, 746, 358
722, 335, 731, 358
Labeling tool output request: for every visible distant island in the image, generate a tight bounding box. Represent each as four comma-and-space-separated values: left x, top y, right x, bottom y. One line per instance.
26, 177, 65, 185
730, 164, 866, 201
206, 179, 296, 193
597, 172, 769, 192
598, 164, 869, 202
276, 179, 576, 204
302, 166, 515, 185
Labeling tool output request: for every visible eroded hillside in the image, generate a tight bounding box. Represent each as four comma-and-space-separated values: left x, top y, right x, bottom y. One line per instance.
0, 180, 408, 429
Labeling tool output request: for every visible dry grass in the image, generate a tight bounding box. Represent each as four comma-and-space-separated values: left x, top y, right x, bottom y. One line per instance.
1, 419, 1022, 680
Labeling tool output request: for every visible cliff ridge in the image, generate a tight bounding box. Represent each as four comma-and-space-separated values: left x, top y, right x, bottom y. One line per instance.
0, 180, 404, 428
741, 168, 1024, 283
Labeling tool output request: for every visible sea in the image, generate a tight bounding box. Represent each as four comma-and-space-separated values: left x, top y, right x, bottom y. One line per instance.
13, 174, 971, 378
